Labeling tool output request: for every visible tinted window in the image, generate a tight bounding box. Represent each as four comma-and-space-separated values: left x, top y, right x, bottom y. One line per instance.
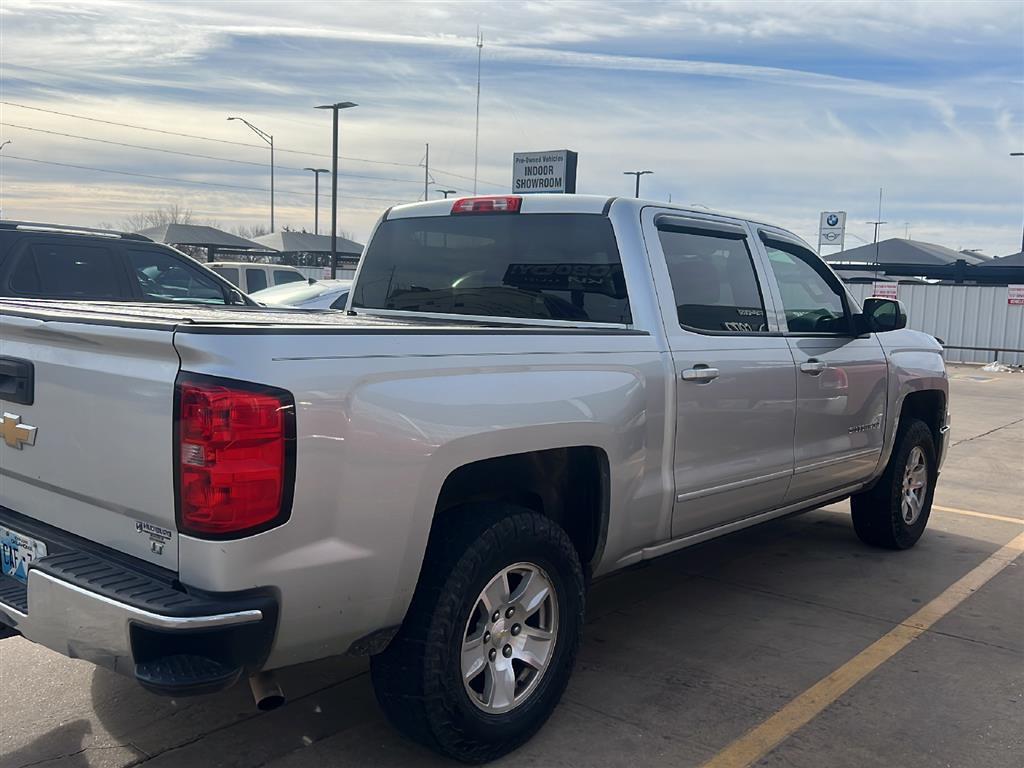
658, 228, 768, 333
8, 242, 124, 299
246, 268, 268, 293
763, 239, 849, 333
353, 214, 631, 324
273, 270, 304, 285
212, 266, 240, 286
127, 249, 227, 305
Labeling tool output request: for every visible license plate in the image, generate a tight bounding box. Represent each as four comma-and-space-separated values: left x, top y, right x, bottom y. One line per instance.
1, 526, 48, 585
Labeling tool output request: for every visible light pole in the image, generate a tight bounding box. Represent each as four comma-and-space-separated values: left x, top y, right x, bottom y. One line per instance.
316, 101, 358, 279
437, 189, 457, 199
228, 116, 274, 232
304, 167, 329, 234
624, 170, 653, 198
0, 140, 10, 219
1012, 153, 1024, 252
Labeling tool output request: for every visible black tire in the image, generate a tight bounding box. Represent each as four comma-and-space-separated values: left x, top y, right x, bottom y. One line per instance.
851, 419, 937, 549
370, 504, 585, 764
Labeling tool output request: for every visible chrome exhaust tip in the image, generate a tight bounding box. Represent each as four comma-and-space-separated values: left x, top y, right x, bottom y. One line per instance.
249, 671, 285, 711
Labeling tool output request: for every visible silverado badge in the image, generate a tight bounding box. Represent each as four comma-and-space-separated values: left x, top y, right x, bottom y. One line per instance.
1, 412, 37, 450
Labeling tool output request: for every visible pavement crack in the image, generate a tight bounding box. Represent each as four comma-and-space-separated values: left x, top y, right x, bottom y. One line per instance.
15, 743, 136, 768
951, 417, 1024, 447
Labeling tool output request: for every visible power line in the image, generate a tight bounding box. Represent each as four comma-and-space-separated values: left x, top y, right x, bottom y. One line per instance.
0, 101, 508, 189
2, 155, 410, 203
3, 123, 426, 185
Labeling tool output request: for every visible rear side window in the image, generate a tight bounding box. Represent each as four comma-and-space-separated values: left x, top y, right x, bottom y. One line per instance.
658, 227, 769, 333
273, 270, 304, 285
7, 242, 124, 299
212, 267, 240, 286
246, 268, 268, 293
329, 291, 350, 309
353, 214, 631, 324
127, 248, 227, 305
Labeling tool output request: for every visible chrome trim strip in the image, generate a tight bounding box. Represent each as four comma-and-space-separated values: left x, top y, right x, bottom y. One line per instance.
794, 448, 879, 476
28, 571, 263, 630
676, 469, 792, 503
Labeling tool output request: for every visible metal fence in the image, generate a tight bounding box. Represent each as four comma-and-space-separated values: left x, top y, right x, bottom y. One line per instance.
846, 283, 1024, 365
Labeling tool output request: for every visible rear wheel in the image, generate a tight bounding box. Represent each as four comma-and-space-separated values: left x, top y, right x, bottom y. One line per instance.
851, 419, 937, 549
370, 505, 585, 763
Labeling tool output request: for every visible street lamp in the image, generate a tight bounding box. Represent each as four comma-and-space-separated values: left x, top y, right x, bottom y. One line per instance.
623, 170, 653, 198
437, 189, 457, 199
304, 167, 330, 234
316, 101, 358, 279
228, 116, 274, 232
1012, 153, 1024, 252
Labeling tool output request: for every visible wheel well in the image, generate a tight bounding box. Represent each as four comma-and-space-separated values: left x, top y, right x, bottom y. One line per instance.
899, 389, 946, 455
434, 447, 609, 569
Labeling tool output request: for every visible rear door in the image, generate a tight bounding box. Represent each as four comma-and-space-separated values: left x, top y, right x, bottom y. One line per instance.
755, 230, 887, 502
642, 211, 797, 538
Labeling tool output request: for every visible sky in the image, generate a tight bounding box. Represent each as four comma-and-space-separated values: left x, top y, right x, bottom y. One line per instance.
0, 0, 1022, 254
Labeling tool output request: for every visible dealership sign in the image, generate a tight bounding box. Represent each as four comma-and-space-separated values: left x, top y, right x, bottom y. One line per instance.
871, 282, 898, 300
512, 150, 578, 194
1009, 285, 1024, 305
818, 211, 847, 250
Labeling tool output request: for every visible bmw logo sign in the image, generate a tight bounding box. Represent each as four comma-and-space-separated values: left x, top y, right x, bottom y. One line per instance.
826, 214, 839, 227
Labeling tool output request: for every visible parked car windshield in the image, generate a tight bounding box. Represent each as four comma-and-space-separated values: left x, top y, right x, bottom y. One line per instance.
352, 213, 631, 324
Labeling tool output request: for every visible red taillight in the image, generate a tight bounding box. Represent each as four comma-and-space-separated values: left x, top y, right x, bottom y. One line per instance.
451, 196, 522, 214
175, 374, 295, 538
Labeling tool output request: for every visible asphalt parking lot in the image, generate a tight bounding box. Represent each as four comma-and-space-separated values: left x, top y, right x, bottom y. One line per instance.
2, 363, 1021, 768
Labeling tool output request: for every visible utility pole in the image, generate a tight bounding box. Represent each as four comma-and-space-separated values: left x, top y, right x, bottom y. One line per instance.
865, 187, 887, 262
1012, 153, 1024, 252
438, 189, 457, 199
424, 143, 429, 201
316, 101, 358, 278
623, 170, 653, 198
304, 168, 329, 234
474, 29, 483, 195
227, 117, 274, 232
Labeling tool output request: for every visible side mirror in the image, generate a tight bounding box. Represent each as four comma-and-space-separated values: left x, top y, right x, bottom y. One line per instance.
860, 297, 907, 333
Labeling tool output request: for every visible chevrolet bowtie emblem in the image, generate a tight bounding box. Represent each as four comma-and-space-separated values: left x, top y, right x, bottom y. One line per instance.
1, 412, 37, 450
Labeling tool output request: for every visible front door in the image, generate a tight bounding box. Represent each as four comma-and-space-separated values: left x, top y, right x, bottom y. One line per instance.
756, 232, 888, 502
643, 212, 797, 539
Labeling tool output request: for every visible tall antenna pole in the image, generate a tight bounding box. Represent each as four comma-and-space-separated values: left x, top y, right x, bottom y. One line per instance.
424, 143, 430, 201
473, 28, 483, 195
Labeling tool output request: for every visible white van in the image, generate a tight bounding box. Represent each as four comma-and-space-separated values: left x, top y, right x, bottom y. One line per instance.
207, 262, 306, 293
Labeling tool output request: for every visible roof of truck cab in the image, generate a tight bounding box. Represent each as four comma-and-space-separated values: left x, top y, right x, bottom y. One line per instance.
383, 194, 810, 249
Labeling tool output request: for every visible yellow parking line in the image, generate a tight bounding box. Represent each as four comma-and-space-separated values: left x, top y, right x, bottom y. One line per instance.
932, 504, 1024, 526
700, 530, 1024, 768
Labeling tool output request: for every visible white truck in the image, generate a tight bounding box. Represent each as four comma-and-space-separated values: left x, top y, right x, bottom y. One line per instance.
0, 195, 949, 763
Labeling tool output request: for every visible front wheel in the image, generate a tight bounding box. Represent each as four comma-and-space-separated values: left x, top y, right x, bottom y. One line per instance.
851, 419, 937, 549
370, 505, 585, 763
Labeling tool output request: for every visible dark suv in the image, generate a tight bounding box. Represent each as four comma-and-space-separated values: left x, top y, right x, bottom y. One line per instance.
0, 221, 251, 305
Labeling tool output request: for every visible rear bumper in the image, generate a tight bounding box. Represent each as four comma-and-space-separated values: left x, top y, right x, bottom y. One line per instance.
0, 508, 277, 696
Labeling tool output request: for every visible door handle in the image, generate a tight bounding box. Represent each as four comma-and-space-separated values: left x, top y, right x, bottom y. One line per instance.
681, 366, 719, 382
800, 360, 828, 375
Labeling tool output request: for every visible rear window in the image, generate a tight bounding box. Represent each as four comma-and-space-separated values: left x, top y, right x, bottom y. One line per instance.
246, 268, 268, 293
212, 266, 240, 286
7, 242, 124, 299
352, 214, 631, 324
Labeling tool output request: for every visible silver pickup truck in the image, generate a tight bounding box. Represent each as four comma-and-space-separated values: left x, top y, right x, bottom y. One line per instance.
0, 195, 949, 763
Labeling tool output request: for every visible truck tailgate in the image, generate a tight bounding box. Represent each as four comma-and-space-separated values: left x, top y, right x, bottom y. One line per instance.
1, 313, 181, 568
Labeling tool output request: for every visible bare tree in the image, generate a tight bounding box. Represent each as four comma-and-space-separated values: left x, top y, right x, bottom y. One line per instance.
122, 204, 194, 233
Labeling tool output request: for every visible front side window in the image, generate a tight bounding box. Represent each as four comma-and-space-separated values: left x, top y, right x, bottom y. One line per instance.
246, 268, 268, 293
353, 214, 631, 324
273, 270, 304, 285
8, 242, 124, 299
658, 227, 769, 333
127, 249, 227, 304
763, 238, 850, 334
